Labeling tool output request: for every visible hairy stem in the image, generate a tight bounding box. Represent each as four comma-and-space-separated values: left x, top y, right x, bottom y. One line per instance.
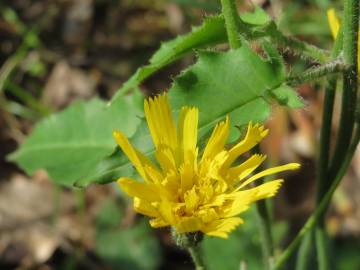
287, 60, 346, 86
188, 244, 206, 270
174, 231, 206, 270
270, 28, 330, 63
220, 0, 242, 49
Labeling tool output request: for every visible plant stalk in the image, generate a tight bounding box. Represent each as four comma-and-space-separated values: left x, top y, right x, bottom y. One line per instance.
269, 27, 330, 63
287, 59, 346, 86
312, 2, 359, 268
188, 244, 206, 270
297, 21, 344, 270
272, 125, 360, 270
220, 0, 242, 49
315, 227, 330, 270
295, 231, 314, 270
173, 231, 206, 270
329, 0, 359, 182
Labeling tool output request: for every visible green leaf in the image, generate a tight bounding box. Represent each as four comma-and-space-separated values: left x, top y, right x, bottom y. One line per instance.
169, 46, 284, 141
75, 120, 152, 187
111, 16, 227, 102
240, 6, 271, 26
269, 84, 305, 108
8, 97, 141, 186
77, 46, 285, 187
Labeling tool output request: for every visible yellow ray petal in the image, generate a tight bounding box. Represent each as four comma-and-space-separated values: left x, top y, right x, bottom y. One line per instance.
228, 178, 283, 199
179, 162, 195, 194
157, 199, 176, 224
113, 130, 151, 182
202, 217, 243, 238
144, 94, 177, 150
161, 170, 180, 196
208, 150, 229, 180
221, 190, 258, 217
177, 106, 189, 152
144, 165, 163, 184
222, 123, 268, 170
201, 116, 230, 161
251, 179, 284, 200
149, 217, 169, 228
226, 154, 267, 184
176, 216, 203, 233
198, 208, 219, 224
118, 177, 160, 202
179, 107, 199, 163
327, 8, 340, 39
184, 187, 200, 214
237, 163, 300, 190
134, 197, 158, 217
155, 145, 177, 173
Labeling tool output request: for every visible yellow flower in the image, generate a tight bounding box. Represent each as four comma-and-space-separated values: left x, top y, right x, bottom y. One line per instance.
113, 94, 300, 238
327, 8, 360, 75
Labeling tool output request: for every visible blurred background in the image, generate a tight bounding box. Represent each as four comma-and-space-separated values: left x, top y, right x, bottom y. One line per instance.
0, 0, 359, 269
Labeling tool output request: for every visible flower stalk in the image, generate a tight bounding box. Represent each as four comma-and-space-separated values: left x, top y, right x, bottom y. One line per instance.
174, 231, 206, 270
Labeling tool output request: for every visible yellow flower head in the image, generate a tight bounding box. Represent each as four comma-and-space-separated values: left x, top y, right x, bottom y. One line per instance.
327, 8, 360, 76
113, 94, 300, 238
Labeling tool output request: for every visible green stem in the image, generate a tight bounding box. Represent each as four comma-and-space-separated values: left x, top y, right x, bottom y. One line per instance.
287, 59, 346, 86
4, 80, 51, 116
297, 22, 344, 270
315, 227, 330, 270
315, 77, 337, 204
0, 10, 40, 91
0, 43, 28, 92
295, 231, 314, 270
188, 244, 206, 270
220, 0, 242, 49
311, 3, 358, 268
329, 0, 359, 180
315, 18, 344, 204
308, 21, 345, 270
173, 231, 206, 270
270, 28, 330, 63
271, 126, 360, 270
